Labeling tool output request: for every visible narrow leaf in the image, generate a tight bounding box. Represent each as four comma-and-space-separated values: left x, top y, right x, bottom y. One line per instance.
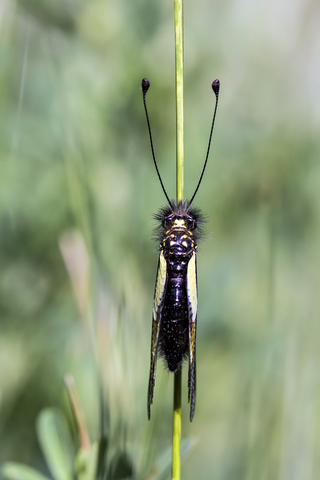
36, 408, 74, 480
75, 442, 99, 480
1, 462, 50, 480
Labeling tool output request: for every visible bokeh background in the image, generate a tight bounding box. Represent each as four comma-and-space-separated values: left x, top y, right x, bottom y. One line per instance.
1, 0, 320, 479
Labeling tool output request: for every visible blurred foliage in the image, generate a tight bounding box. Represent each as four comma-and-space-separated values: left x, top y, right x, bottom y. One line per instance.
0, 0, 320, 479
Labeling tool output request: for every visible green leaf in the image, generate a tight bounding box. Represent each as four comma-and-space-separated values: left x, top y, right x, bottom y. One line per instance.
75, 442, 98, 480
1, 462, 50, 480
36, 408, 74, 480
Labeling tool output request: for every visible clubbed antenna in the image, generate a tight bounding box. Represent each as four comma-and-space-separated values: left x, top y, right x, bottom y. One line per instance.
189, 79, 220, 205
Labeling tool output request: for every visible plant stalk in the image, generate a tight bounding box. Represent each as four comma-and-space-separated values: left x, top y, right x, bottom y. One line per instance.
175, 0, 184, 203
172, 0, 184, 479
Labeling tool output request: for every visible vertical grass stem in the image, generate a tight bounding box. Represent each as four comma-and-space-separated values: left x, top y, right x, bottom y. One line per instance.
174, 0, 184, 203
172, 369, 182, 480
173, 0, 184, 479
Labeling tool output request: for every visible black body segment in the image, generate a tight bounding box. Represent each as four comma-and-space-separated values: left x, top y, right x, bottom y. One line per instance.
148, 201, 203, 421
159, 253, 189, 372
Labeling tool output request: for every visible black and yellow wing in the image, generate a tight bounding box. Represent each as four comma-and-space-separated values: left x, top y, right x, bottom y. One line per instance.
148, 250, 167, 419
186, 251, 198, 421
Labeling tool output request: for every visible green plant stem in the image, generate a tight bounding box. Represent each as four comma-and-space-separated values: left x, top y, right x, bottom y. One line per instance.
173, 0, 184, 479
172, 369, 182, 480
175, 0, 184, 203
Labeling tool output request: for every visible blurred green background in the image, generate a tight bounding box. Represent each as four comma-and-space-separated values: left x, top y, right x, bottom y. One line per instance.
1, 0, 320, 479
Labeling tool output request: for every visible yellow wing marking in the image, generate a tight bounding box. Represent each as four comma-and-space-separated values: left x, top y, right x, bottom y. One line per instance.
148, 250, 167, 419
187, 252, 197, 325
152, 251, 167, 320
187, 252, 197, 361
187, 251, 197, 421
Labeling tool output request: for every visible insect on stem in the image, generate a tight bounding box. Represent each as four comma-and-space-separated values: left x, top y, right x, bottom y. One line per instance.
143, 78, 221, 422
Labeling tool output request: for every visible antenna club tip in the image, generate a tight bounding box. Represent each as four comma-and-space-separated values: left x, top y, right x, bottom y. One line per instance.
142, 78, 150, 94
212, 79, 220, 95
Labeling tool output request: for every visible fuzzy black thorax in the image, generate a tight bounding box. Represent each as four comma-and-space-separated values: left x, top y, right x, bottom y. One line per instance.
154, 200, 205, 246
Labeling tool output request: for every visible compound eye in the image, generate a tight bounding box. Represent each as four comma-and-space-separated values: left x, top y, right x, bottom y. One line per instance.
163, 217, 172, 228
163, 214, 174, 228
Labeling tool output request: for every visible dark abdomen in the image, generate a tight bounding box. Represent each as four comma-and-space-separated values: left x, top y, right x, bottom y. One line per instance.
159, 262, 189, 372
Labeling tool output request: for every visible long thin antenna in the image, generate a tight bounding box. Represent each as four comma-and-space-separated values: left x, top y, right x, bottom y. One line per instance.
189, 79, 220, 205
142, 78, 172, 207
